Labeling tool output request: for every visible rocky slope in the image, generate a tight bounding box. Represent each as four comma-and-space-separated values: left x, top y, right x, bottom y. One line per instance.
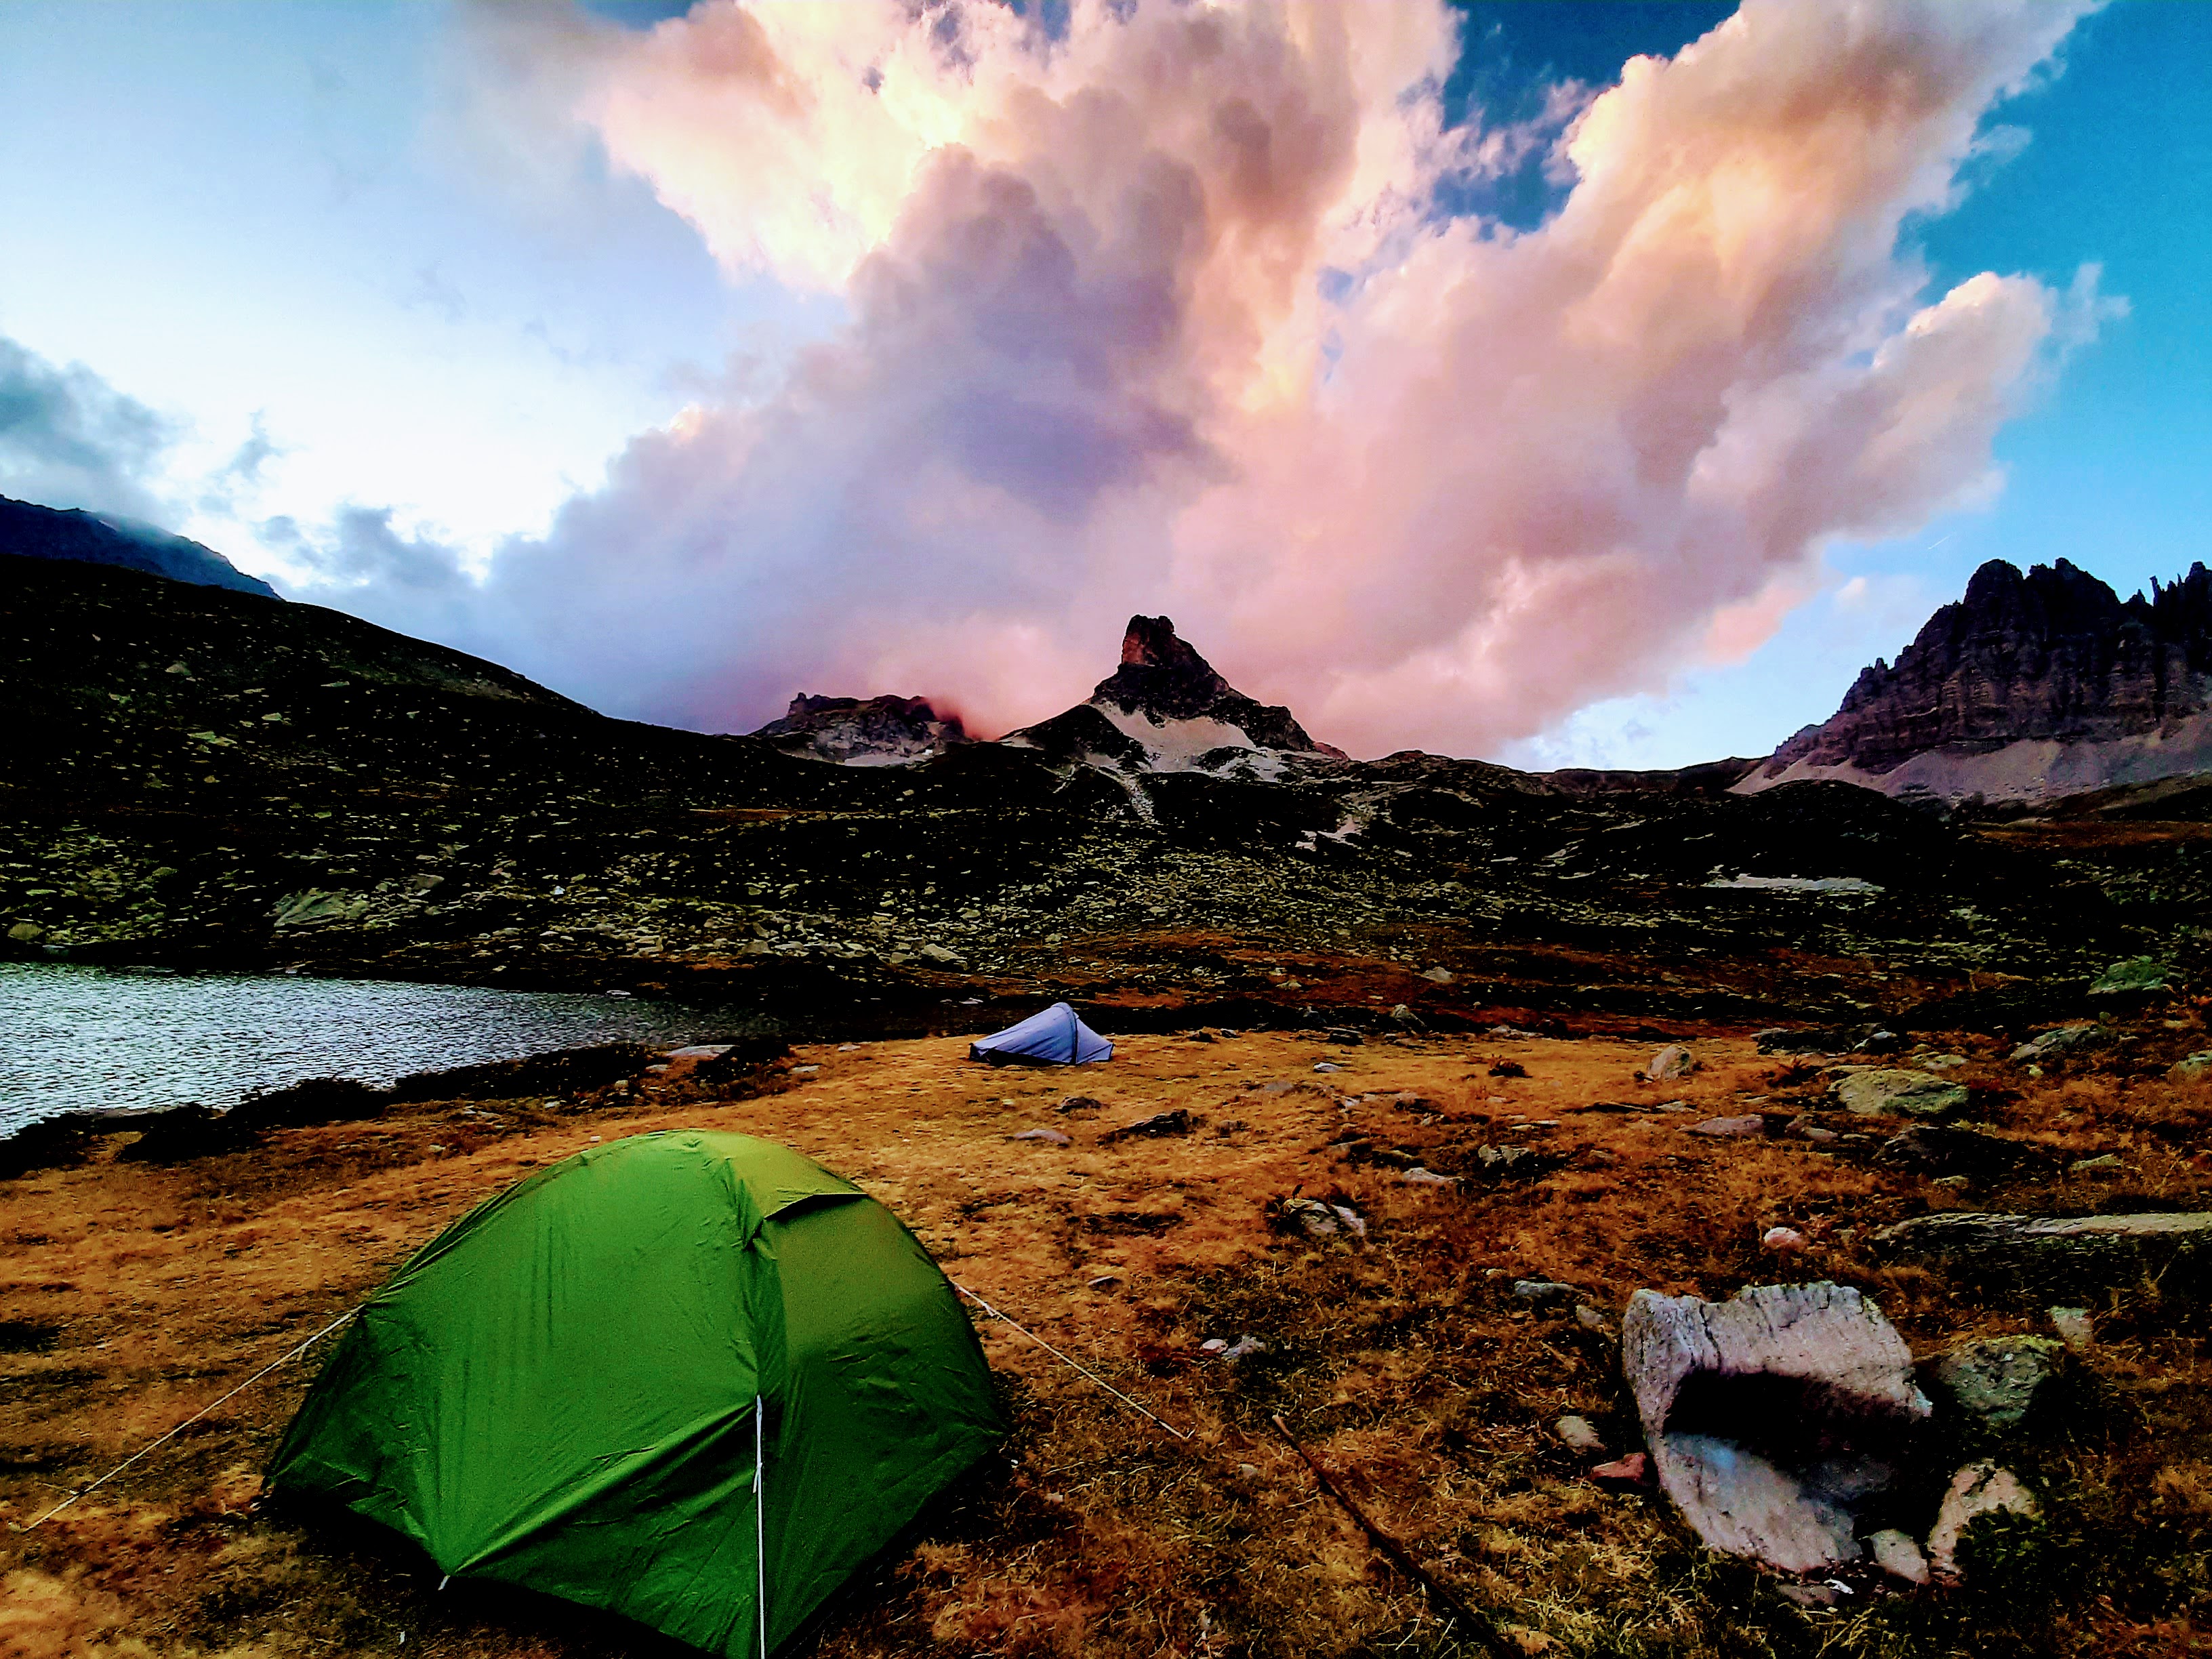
749, 693, 972, 764
5, 552, 2198, 1038
0, 493, 280, 598
1748, 558, 2212, 802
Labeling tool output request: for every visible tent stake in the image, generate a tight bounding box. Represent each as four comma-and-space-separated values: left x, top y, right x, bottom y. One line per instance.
1269, 1414, 1512, 1656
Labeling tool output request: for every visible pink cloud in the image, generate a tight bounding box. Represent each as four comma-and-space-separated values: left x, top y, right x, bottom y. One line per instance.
350, 0, 2108, 756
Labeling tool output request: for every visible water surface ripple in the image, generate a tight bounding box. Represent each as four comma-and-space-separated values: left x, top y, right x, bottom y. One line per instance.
0, 962, 721, 1132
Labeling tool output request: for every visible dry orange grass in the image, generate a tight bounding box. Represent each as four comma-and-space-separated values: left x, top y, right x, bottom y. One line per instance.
2, 1023, 2207, 1658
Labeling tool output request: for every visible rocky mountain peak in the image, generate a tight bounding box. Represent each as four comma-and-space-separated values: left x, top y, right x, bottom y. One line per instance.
999, 614, 1344, 774
1094, 615, 1236, 721
1749, 556, 2212, 800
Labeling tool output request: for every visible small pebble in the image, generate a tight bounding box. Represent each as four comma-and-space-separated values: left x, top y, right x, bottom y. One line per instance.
1590, 1452, 1647, 1486
1761, 1226, 1809, 1254
1010, 1128, 1071, 1147
2048, 1306, 2093, 1350
1555, 1415, 1604, 1452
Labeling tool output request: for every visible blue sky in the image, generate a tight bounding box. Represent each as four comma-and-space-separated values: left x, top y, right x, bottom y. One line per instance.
1, 1, 2204, 766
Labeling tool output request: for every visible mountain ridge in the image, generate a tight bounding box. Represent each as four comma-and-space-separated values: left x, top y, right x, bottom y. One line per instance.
0, 493, 281, 598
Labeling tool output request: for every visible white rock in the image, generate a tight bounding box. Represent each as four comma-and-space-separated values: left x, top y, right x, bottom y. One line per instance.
1648, 1044, 1697, 1080
1867, 1528, 1929, 1584
2047, 1306, 2093, 1350
1762, 1227, 1809, 1254
1622, 1282, 1929, 1574
1928, 1462, 2038, 1582
1555, 1415, 1605, 1452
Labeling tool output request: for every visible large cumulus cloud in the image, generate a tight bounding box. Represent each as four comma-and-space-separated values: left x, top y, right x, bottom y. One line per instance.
331, 0, 2110, 754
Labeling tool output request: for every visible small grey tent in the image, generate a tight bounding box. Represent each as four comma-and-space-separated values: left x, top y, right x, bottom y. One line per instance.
968, 1002, 1113, 1066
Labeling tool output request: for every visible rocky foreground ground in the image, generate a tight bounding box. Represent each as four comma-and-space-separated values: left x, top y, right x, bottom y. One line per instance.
1, 1007, 2207, 1658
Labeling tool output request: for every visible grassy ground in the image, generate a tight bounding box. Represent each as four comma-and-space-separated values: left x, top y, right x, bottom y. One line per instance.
2, 1022, 2207, 1658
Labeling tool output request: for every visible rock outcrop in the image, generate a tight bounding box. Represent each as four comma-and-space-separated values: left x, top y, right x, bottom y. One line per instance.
0, 493, 280, 598
1747, 559, 2212, 802
750, 693, 972, 765
1622, 1281, 1931, 1574
1873, 1210, 2212, 1300
1003, 615, 1345, 775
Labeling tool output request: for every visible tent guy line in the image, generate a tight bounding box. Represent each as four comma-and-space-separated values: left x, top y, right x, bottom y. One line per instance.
951, 1279, 1191, 1441
17, 1304, 362, 1531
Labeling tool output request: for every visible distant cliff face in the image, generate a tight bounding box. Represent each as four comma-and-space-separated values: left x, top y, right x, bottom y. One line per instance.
1748, 558, 2212, 801
0, 495, 281, 598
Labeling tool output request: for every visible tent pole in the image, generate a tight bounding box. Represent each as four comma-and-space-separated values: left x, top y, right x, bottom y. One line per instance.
754, 1394, 768, 1659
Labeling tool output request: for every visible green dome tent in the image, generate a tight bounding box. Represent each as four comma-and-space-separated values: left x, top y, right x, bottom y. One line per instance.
268, 1132, 1003, 1658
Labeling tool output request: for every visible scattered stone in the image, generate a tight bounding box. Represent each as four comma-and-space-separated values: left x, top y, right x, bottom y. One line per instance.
788, 1064, 819, 1076
1687, 1115, 1765, 1139
1931, 1336, 2064, 1433
1010, 1128, 1071, 1147
2089, 957, 2173, 998
1918, 1053, 1969, 1071
1555, 1415, 1605, 1452
1087, 1274, 1121, 1291
1866, 1528, 1930, 1585
1402, 1166, 1458, 1189
1574, 1304, 1613, 1334
1470, 1144, 1563, 1180
1279, 1196, 1365, 1240
1513, 1279, 1578, 1307
1873, 1209, 2212, 1299
1387, 1004, 1419, 1025
1420, 966, 1454, 983
1200, 1338, 1228, 1355
5, 921, 43, 943
1055, 1094, 1103, 1113
1488, 1059, 1529, 1079
1622, 1281, 1930, 1574
1324, 1027, 1364, 1046
2011, 1025, 2102, 1063
1831, 1069, 1968, 1119
1647, 1044, 1698, 1081
1786, 1120, 1839, 1144
1101, 1109, 1191, 1143
2047, 1306, 2093, 1350
2068, 1152, 2125, 1175
1776, 1584, 1845, 1609
1220, 1335, 1269, 1362
1928, 1462, 2039, 1582
1590, 1452, 1650, 1487
1313, 1061, 1345, 1073
2167, 1052, 2212, 1080
1761, 1227, 1809, 1254
918, 942, 962, 965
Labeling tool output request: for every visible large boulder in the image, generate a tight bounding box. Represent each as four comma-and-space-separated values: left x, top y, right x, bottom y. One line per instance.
1831, 1069, 1969, 1118
1931, 1336, 2066, 1433
2089, 957, 2173, 999
1928, 1462, 2039, 1582
1622, 1282, 1931, 1574
1875, 1210, 2212, 1300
